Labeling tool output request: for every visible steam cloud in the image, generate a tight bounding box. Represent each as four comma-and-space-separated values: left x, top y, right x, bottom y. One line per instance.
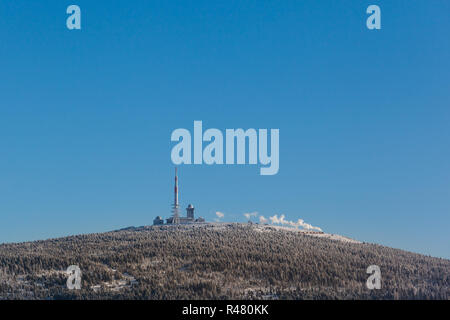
216, 211, 224, 219
259, 216, 268, 224
222, 211, 321, 232
244, 212, 258, 220
269, 214, 322, 232
215, 211, 225, 222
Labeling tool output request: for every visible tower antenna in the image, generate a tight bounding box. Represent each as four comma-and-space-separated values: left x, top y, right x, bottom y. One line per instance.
172, 167, 180, 224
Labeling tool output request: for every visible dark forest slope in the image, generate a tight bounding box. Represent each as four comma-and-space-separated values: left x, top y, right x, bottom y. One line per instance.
0, 223, 448, 299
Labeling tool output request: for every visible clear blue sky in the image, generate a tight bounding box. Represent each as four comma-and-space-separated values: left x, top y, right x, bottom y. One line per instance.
0, 1, 449, 258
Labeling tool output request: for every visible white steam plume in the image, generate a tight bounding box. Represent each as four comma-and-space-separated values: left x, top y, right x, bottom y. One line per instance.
244, 212, 258, 220
259, 216, 268, 224
216, 211, 224, 219
214, 211, 225, 222
269, 214, 322, 232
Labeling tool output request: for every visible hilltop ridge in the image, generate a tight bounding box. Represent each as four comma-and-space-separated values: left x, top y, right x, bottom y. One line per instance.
0, 223, 448, 299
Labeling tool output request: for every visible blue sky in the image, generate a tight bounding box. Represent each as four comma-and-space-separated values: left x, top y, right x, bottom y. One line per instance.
0, 1, 449, 258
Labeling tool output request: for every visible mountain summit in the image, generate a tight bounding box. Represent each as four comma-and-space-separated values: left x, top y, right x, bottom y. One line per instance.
0, 223, 448, 299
